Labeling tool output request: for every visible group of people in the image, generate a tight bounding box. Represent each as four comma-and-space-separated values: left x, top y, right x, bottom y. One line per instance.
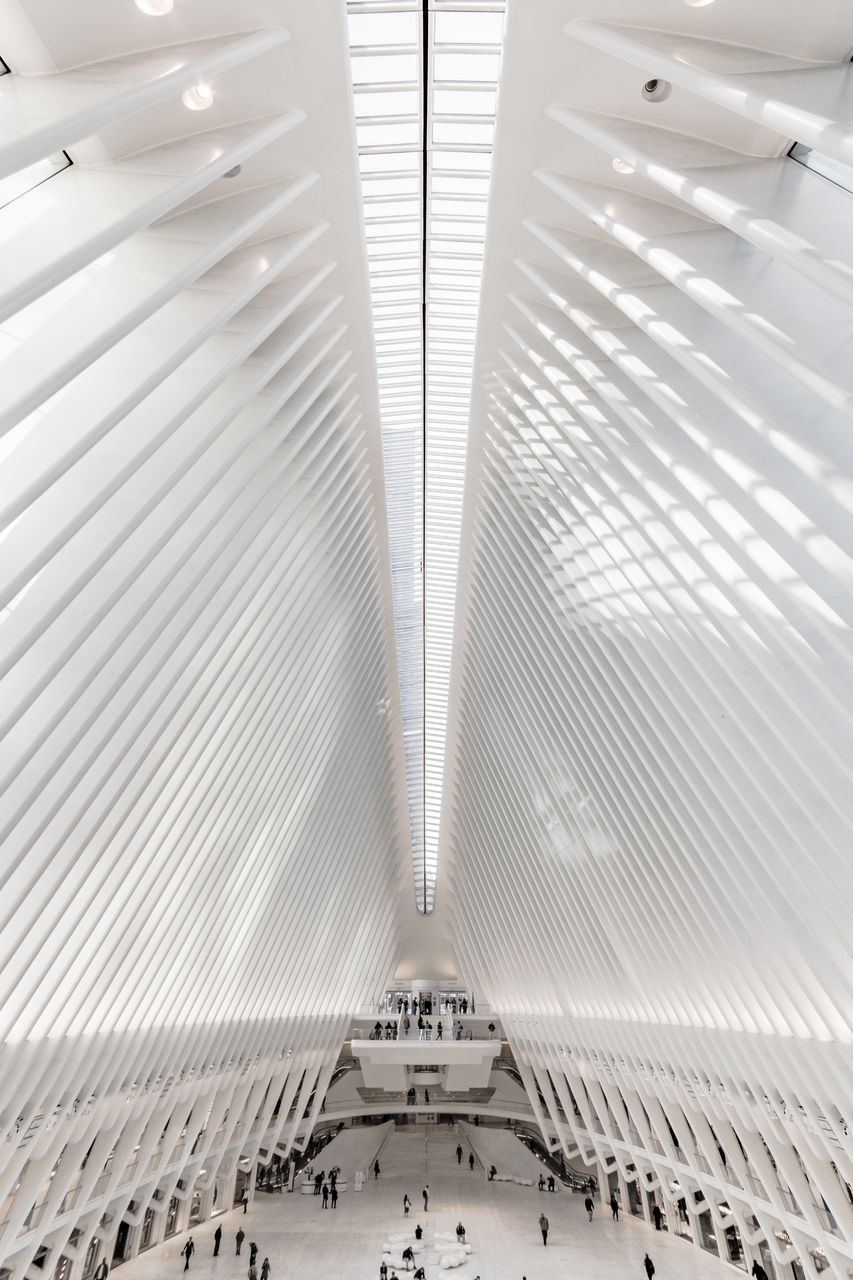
180, 1229, 270, 1280
373, 1021, 398, 1041
389, 995, 474, 1017
311, 1165, 341, 1208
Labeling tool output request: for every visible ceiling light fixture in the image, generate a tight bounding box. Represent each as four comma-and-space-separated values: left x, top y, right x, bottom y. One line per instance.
642, 78, 671, 102
182, 83, 214, 111
612, 157, 635, 174
134, 0, 174, 14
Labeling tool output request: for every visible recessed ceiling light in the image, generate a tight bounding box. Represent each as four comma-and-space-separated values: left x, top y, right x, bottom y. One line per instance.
134, 0, 174, 13
182, 83, 214, 111
642, 78, 671, 102
612, 158, 635, 175
684, 0, 715, 6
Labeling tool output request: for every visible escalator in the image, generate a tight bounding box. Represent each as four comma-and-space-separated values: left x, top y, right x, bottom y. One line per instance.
514, 1127, 596, 1193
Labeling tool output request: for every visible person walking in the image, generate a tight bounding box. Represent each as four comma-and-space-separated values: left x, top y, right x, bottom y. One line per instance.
94, 1262, 108, 1280
468, 1153, 475, 1171
436, 1022, 443, 1040
314, 1171, 322, 1195
260, 1260, 270, 1280
456, 1144, 463, 1165
182, 1238, 195, 1271
248, 1265, 258, 1280
213, 1226, 222, 1256
403, 1193, 411, 1217
241, 1192, 249, 1215
538, 1213, 549, 1246
644, 1255, 655, 1280
610, 1194, 619, 1221
652, 1204, 663, 1230
424, 1088, 430, 1105
547, 1175, 555, 1192
752, 1264, 769, 1280
380, 1264, 388, 1280
422, 1185, 430, 1211
235, 1229, 245, 1256
585, 1194, 594, 1221
249, 1243, 258, 1268
331, 1185, 338, 1208
402, 1247, 414, 1272
322, 1183, 329, 1208
374, 1160, 381, 1179
414, 1224, 423, 1240
456, 1222, 466, 1243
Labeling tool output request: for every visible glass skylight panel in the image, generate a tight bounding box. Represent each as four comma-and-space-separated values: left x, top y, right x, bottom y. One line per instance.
348, 11, 419, 44
357, 122, 420, 148
359, 152, 419, 173
362, 176, 420, 197
364, 198, 421, 218
433, 11, 504, 43
354, 89, 420, 116
432, 149, 493, 170
433, 88, 497, 115
433, 51, 500, 82
432, 173, 491, 194
351, 53, 419, 83
0, 151, 71, 210
789, 142, 853, 194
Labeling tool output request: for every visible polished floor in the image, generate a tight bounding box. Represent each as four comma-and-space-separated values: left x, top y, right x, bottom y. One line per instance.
118, 1127, 737, 1280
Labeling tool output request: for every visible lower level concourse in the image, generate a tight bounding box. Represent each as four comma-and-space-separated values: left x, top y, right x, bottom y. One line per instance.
114, 1125, 735, 1280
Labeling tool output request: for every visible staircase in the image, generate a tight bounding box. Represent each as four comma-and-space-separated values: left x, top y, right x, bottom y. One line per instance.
378, 1126, 428, 1179
425, 1124, 474, 1178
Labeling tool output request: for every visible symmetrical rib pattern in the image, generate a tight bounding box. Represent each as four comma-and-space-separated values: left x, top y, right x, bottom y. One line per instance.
0, 4, 409, 1277
443, 2, 853, 1278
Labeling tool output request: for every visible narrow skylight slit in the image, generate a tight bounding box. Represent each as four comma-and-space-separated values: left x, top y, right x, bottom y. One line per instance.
349, 1, 505, 913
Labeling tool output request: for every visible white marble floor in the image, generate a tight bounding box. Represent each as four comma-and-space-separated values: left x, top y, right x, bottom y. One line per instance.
118, 1127, 738, 1280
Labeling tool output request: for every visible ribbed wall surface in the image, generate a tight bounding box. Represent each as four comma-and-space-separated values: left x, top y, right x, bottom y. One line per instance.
0, 4, 409, 1277
443, 3, 853, 1279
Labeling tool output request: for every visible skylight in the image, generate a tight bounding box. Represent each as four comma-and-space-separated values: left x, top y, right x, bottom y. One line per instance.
349, 0, 505, 913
